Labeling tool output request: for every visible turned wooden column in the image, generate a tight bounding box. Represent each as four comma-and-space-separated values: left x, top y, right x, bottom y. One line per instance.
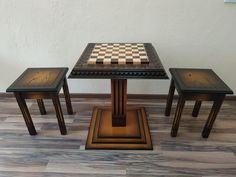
111, 79, 127, 127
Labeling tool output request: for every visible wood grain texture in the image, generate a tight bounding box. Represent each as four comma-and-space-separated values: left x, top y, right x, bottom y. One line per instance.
85, 107, 152, 150
169, 68, 233, 94
6, 68, 68, 93
0, 97, 236, 176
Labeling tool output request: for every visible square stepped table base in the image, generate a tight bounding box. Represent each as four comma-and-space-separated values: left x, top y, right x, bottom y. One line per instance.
86, 107, 153, 150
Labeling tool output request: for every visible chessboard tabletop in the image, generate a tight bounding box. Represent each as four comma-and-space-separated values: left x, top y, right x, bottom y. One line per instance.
6, 68, 68, 92
69, 43, 168, 79
87, 43, 150, 65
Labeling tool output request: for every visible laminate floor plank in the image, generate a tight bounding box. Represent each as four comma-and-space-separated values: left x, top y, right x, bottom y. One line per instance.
0, 97, 235, 176
0, 171, 124, 177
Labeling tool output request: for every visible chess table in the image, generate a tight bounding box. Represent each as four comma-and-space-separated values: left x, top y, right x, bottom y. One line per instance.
69, 43, 168, 150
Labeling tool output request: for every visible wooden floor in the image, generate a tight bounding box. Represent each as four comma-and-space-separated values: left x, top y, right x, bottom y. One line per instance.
0, 96, 236, 177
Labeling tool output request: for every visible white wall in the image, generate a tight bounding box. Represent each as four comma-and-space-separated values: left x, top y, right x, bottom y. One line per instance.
0, 0, 236, 94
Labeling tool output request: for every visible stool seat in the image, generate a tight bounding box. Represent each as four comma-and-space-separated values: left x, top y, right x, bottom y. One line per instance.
165, 68, 233, 138
6, 67, 73, 135
7, 68, 68, 92
169, 68, 233, 94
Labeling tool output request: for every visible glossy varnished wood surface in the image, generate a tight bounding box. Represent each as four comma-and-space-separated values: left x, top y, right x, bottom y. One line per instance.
69, 43, 168, 79
169, 68, 233, 94
166, 68, 233, 138
0, 96, 236, 176
86, 107, 152, 150
6, 68, 68, 93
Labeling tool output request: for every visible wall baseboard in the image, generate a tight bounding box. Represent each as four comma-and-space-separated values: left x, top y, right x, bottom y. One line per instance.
1, 92, 236, 100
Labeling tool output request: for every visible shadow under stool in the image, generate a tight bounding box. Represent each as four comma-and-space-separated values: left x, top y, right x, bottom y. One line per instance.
6, 67, 73, 135
165, 68, 233, 138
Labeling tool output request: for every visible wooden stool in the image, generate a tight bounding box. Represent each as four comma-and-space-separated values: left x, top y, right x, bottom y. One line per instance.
165, 68, 233, 138
6, 68, 73, 135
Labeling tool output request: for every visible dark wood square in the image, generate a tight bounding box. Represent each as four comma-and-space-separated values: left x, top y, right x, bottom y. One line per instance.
6, 68, 68, 92
170, 68, 233, 94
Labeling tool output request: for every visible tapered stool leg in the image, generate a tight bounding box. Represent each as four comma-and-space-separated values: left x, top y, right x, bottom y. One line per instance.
202, 95, 225, 138
192, 101, 201, 117
171, 95, 185, 137
37, 99, 46, 115
62, 78, 73, 115
52, 95, 67, 135
14, 92, 37, 135
165, 78, 175, 116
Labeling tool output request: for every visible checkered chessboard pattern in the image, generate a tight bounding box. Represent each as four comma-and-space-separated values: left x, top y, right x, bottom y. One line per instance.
87, 43, 149, 65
